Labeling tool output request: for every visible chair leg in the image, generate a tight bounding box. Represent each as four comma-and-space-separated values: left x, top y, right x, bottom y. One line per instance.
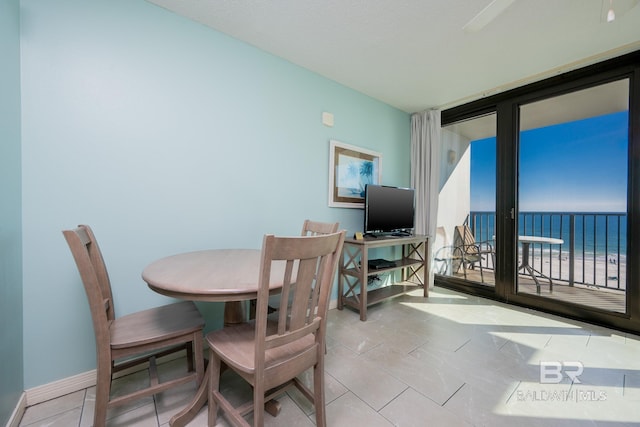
93, 362, 112, 427
193, 333, 204, 386
313, 359, 327, 427
207, 351, 221, 427
253, 382, 265, 427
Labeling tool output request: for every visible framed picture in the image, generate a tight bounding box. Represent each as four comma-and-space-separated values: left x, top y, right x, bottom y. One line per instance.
329, 140, 382, 208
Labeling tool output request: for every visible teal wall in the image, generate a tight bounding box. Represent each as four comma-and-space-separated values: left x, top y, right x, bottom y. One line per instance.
0, 0, 24, 423
20, 0, 410, 389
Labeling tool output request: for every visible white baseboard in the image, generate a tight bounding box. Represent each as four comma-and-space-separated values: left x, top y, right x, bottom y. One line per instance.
5, 392, 26, 427
13, 320, 331, 420
22, 346, 205, 408
25, 370, 97, 407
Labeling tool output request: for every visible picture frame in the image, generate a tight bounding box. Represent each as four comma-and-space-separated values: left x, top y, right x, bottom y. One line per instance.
328, 140, 382, 208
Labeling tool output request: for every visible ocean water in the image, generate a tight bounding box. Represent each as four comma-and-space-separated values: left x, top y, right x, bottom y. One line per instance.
470, 212, 627, 260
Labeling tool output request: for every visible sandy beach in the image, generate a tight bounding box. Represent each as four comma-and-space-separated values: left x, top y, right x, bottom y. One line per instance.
522, 254, 626, 290
476, 251, 627, 291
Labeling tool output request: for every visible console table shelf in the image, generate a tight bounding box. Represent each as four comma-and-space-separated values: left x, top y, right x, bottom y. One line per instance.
337, 234, 429, 321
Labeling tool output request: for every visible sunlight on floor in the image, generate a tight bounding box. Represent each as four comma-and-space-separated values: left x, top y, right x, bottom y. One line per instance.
19, 286, 640, 427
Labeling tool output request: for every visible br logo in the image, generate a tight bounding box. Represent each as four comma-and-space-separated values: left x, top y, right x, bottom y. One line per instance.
540, 361, 584, 384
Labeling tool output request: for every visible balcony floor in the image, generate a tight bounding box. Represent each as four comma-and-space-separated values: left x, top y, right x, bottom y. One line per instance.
453, 269, 626, 314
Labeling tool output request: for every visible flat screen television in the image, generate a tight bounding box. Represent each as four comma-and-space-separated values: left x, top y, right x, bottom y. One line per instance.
364, 184, 415, 236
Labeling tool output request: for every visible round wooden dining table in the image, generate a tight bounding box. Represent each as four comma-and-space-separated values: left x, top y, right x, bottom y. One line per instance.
142, 248, 287, 426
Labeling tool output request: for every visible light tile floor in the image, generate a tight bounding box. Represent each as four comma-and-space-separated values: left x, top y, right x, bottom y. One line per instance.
19, 287, 640, 426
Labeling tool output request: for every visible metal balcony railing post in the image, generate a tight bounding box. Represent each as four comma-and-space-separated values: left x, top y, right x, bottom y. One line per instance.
467, 210, 624, 291
569, 214, 575, 287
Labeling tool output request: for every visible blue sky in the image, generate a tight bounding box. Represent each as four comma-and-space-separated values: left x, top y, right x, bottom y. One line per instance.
471, 111, 628, 212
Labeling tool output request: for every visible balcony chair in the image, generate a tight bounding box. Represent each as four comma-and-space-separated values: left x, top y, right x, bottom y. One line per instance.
453, 225, 495, 282
433, 244, 466, 276
205, 230, 345, 427
63, 224, 205, 427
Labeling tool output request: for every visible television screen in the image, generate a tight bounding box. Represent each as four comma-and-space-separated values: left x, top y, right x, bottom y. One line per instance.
364, 184, 415, 235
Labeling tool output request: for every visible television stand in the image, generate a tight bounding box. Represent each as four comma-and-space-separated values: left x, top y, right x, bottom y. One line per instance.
337, 234, 429, 321
363, 230, 413, 238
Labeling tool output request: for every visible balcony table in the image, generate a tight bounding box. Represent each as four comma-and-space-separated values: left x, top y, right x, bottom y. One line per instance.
518, 235, 564, 294
142, 249, 288, 426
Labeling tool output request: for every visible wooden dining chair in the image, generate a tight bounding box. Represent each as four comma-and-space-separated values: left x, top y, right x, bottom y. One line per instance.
250, 220, 340, 319
206, 230, 345, 427
300, 220, 339, 349
300, 219, 340, 236
63, 225, 205, 427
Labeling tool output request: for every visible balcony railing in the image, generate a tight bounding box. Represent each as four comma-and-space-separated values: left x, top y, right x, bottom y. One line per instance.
469, 211, 627, 291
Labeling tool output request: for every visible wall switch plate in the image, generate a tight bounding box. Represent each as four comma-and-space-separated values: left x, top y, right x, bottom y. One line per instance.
322, 112, 334, 127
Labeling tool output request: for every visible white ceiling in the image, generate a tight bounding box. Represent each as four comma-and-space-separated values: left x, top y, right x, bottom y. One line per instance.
145, 0, 640, 114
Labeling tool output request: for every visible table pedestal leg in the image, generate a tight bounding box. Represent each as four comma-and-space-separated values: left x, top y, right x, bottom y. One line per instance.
265, 399, 282, 417
223, 300, 245, 325
518, 242, 553, 294
169, 363, 210, 427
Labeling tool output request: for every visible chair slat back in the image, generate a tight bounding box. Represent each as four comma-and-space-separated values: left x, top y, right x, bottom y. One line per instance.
255, 231, 345, 353
299, 220, 340, 321
301, 220, 340, 236
63, 225, 115, 345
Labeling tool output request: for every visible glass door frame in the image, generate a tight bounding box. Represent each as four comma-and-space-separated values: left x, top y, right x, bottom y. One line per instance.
438, 50, 640, 334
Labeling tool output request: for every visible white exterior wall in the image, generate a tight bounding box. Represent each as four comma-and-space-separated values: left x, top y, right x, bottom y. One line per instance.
436, 127, 471, 250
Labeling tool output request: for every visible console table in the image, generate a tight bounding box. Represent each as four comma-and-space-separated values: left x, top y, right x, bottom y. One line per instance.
337, 234, 429, 321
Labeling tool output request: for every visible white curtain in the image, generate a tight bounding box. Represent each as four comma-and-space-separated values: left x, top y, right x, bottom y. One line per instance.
411, 110, 441, 288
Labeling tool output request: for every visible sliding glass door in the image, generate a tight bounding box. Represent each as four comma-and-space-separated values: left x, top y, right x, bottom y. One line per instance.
438, 51, 639, 331
516, 79, 629, 313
